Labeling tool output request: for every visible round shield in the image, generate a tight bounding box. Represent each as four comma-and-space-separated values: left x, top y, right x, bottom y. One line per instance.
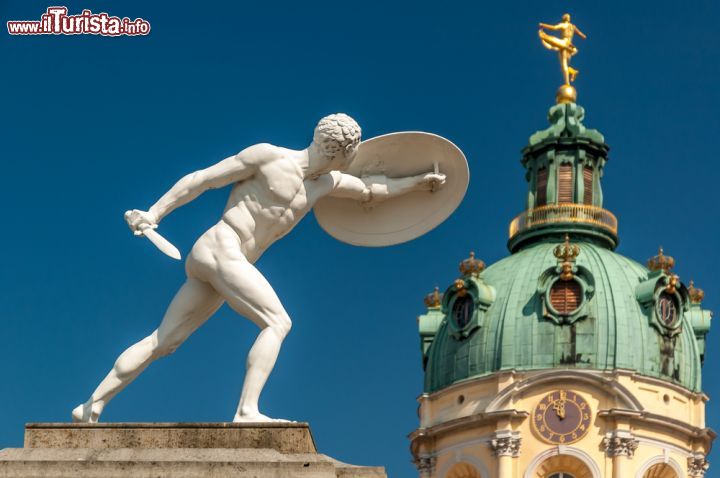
314, 132, 469, 247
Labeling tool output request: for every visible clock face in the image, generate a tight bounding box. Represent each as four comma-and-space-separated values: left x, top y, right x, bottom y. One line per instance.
452, 295, 474, 329
532, 390, 591, 445
656, 293, 678, 327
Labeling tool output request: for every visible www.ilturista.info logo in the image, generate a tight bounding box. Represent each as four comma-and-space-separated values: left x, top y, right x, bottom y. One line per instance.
7, 7, 150, 36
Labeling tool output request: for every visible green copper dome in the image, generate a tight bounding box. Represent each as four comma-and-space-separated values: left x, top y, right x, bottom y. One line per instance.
422, 239, 705, 392
418, 103, 712, 393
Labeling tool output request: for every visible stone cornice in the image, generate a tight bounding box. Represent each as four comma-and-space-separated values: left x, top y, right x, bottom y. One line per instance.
597, 409, 716, 444
610, 369, 709, 401
416, 370, 518, 403
417, 368, 708, 405
485, 369, 644, 412
409, 410, 528, 446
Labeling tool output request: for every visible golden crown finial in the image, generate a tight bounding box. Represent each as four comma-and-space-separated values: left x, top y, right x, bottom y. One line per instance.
424, 287, 443, 308
553, 234, 580, 280
459, 251, 485, 277
688, 280, 705, 304
553, 234, 581, 262
538, 13, 587, 104
647, 247, 675, 272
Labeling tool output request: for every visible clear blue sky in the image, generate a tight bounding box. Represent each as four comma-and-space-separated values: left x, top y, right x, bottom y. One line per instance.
1, 1, 719, 476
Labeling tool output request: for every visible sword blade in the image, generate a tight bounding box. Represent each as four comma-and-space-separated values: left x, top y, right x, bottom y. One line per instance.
140, 226, 181, 260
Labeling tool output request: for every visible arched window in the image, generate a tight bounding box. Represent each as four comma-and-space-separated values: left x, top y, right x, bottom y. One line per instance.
536, 167, 548, 206
582, 166, 593, 204
446, 461, 482, 478
558, 164, 573, 203
534, 453, 593, 478
642, 463, 678, 478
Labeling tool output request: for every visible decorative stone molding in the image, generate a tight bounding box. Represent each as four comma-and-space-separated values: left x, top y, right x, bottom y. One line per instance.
414, 455, 436, 476
688, 454, 709, 477
489, 435, 521, 457
602, 432, 639, 458
484, 369, 644, 413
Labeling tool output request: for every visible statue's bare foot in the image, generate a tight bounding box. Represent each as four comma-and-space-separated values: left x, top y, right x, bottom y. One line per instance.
569, 67, 579, 82
232, 411, 294, 423
71, 401, 101, 423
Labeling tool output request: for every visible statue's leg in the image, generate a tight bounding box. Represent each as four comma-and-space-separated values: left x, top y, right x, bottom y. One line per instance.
72, 277, 223, 422
207, 257, 292, 422
560, 50, 570, 84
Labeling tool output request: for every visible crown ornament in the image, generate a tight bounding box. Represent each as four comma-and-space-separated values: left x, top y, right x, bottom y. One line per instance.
647, 247, 675, 273
554, 234, 580, 280
665, 274, 680, 295
424, 287, 443, 308
454, 279, 468, 297
459, 251, 485, 277
688, 280, 705, 304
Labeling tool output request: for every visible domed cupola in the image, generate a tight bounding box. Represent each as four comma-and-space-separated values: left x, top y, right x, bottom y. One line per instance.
416, 102, 712, 394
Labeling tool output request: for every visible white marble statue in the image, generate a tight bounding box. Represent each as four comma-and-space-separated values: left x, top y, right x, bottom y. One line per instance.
72, 114, 446, 423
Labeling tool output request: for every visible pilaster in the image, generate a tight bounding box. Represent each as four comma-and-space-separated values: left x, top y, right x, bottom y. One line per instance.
602, 431, 639, 478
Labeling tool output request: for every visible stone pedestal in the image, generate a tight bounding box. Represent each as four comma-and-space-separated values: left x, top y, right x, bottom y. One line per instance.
0, 423, 386, 477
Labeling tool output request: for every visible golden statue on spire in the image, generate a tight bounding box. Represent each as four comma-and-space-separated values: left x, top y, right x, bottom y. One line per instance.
538, 13, 586, 104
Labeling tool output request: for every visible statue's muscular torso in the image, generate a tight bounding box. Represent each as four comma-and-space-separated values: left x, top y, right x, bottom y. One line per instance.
559, 22, 575, 40
188, 145, 333, 269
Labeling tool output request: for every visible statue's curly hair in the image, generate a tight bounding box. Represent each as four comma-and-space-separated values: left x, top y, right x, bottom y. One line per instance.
313, 113, 361, 160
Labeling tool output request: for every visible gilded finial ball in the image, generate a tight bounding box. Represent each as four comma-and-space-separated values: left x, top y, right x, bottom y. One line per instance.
556, 84, 577, 104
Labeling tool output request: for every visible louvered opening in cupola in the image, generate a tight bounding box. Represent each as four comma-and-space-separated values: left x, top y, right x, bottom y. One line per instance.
558, 164, 573, 203
583, 166, 593, 204
550, 280, 582, 314
536, 167, 548, 206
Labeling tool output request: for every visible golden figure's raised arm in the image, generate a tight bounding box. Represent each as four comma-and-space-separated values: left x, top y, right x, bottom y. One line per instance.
574, 25, 587, 39
539, 22, 562, 30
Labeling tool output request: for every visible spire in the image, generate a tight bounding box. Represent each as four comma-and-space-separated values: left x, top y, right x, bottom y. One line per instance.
508, 15, 617, 253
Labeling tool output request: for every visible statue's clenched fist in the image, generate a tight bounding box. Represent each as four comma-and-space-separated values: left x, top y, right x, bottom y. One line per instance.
418, 172, 447, 192
124, 209, 158, 236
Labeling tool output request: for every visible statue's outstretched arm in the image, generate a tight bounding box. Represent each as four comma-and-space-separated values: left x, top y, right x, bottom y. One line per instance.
324, 172, 372, 202
148, 144, 263, 222
326, 170, 446, 205
539, 22, 561, 30
574, 26, 587, 39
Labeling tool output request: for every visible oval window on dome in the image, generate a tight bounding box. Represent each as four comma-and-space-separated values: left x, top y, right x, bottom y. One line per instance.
452, 295, 474, 329
656, 292, 678, 327
549, 280, 582, 314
